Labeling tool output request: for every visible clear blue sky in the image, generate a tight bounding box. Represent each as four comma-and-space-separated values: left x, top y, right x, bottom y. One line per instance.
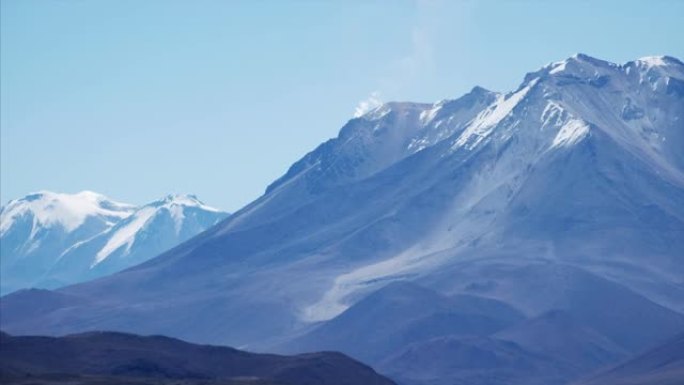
2, 0, 682, 211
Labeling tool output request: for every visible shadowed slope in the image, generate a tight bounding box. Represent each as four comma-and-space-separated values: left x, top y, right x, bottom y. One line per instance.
0, 331, 395, 385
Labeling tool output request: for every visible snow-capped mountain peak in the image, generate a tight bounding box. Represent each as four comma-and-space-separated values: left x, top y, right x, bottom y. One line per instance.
634, 55, 683, 69
0, 192, 228, 294
625, 56, 684, 89
0, 191, 134, 237
153, 193, 221, 212
524, 53, 618, 84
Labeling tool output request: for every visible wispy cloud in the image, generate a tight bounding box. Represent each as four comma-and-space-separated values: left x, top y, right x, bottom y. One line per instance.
384, 1, 443, 92
353, 91, 383, 117
352, 0, 465, 116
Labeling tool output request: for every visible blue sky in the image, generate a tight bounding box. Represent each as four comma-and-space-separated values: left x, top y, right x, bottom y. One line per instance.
2, 0, 682, 211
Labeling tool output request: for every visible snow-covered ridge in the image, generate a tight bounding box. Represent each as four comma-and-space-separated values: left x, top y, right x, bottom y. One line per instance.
355, 53, 680, 126
347, 54, 681, 162
529, 53, 683, 83
0, 191, 134, 236
152, 193, 222, 211
634, 55, 683, 68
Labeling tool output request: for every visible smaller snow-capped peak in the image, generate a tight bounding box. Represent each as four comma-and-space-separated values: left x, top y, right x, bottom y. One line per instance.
92, 194, 226, 265
625, 55, 684, 83
528, 53, 618, 81
0, 190, 135, 236
633, 55, 683, 68
151, 194, 223, 236
151, 193, 221, 212
1, 190, 228, 293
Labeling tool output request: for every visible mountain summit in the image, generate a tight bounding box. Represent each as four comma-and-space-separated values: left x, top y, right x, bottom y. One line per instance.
2, 55, 683, 385
0, 192, 228, 294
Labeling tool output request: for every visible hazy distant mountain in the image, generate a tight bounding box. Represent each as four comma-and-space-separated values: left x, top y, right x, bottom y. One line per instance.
0, 192, 227, 294
574, 332, 684, 385
0, 191, 135, 294
0, 331, 395, 385
2, 54, 684, 384
290, 273, 684, 385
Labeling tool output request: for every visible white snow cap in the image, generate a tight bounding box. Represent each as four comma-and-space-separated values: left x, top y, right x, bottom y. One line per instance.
635, 55, 680, 68
0, 191, 135, 235
542, 54, 679, 76
156, 193, 221, 212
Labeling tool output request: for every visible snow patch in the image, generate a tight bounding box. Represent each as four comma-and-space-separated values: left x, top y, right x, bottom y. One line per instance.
636, 56, 669, 68
551, 119, 590, 149
453, 80, 537, 150
549, 61, 567, 75
168, 204, 186, 234
93, 207, 156, 266
540, 101, 568, 130
160, 194, 220, 212
419, 104, 442, 125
